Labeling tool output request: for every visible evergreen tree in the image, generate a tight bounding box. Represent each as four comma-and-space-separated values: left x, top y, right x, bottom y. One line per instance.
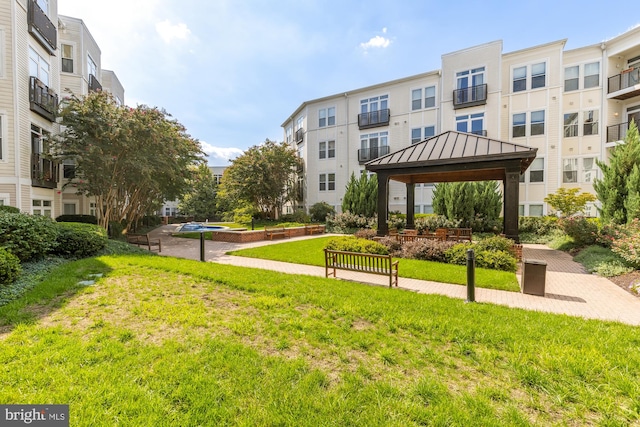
594, 120, 640, 224
342, 172, 377, 217
432, 181, 502, 230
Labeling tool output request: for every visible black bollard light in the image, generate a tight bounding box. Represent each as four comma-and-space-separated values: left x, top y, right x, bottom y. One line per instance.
251, 217, 255, 231
200, 231, 205, 262
466, 248, 475, 303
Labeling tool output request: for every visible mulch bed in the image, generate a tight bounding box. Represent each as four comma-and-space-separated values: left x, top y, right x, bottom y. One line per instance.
607, 270, 640, 298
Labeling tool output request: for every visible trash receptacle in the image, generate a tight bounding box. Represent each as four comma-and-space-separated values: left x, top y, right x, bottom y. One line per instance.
522, 259, 547, 296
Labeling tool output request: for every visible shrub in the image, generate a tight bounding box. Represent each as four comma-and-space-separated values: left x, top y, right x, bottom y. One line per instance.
309, 202, 335, 222
0, 247, 21, 286
108, 221, 124, 239
354, 229, 377, 240
0, 212, 58, 261
518, 216, 559, 235
444, 242, 476, 266
475, 235, 515, 253
55, 214, 98, 224
0, 205, 21, 214
325, 212, 376, 234
400, 239, 456, 263
558, 216, 598, 247
280, 210, 311, 224
324, 236, 388, 255
414, 215, 458, 234
378, 236, 403, 255
387, 214, 406, 231
52, 222, 108, 258
445, 242, 517, 272
611, 219, 640, 268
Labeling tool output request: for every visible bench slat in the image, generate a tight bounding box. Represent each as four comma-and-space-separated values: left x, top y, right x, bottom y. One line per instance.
324, 249, 398, 287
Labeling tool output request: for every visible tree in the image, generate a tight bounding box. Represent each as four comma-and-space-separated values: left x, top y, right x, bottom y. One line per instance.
342, 172, 377, 217
544, 187, 596, 217
53, 90, 204, 232
178, 164, 219, 220
217, 139, 299, 219
594, 120, 640, 224
432, 181, 502, 230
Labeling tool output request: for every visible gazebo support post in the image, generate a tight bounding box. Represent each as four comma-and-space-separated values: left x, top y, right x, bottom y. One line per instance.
376, 173, 390, 237
503, 169, 520, 243
406, 183, 415, 230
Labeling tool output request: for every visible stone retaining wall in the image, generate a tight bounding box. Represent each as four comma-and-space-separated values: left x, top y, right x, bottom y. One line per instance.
211, 225, 326, 243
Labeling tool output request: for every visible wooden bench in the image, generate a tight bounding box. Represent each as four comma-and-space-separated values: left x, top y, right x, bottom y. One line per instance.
264, 226, 290, 240
324, 249, 399, 288
126, 233, 162, 252
305, 224, 323, 235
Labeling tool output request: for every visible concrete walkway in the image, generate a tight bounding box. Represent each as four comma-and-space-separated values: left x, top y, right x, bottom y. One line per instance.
149, 225, 640, 326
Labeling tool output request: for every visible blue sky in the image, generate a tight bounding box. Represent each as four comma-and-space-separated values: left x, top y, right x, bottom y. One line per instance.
58, 0, 640, 166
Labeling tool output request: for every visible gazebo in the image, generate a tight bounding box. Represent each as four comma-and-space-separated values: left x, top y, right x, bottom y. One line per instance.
365, 131, 538, 243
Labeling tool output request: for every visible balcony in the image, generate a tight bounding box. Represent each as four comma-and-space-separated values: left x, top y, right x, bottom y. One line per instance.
358, 109, 390, 130
29, 76, 58, 122
608, 68, 640, 100
31, 153, 59, 189
607, 122, 629, 143
453, 83, 488, 109
28, 0, 57, 55
89, 74, 103, 92
295, 128, 304, 144
358, 145, 390, 164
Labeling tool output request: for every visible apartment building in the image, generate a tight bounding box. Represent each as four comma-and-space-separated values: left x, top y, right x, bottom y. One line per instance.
283, 25, 640, 218
0, 0, 124, 217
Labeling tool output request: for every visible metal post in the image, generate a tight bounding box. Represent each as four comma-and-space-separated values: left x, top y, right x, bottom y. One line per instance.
466, 249, 475, 303
251, 218, 255, 230
200, 231, 205, 262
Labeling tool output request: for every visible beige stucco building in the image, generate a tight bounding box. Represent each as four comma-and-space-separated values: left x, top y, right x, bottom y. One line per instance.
0, 0, 124, 217
283, 26, 640, 218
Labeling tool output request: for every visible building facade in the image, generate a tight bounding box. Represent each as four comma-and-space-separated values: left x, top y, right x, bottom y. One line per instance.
0, 0, 123, 217
283, 26, 640, 218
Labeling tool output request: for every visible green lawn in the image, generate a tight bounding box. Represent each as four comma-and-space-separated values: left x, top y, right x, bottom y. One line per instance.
1, 254, 639, 425
229, 236, 520, 292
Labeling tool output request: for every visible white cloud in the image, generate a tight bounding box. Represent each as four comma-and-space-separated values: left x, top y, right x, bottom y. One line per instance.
200, 141, 244, 165
360, 29, 391, 51
155, 19, 191, 43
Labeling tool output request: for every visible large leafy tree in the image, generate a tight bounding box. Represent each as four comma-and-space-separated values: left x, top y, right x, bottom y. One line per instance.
594, 120, 640, 224
53, 90, 204, 232
342, 172, 377, 217
178, 164, 219, 220
544, 187, 596, 217
217, 139, 298, 219
432, 181, 502, 230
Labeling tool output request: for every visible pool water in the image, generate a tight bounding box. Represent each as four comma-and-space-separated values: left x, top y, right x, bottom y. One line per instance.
175, 223, 228, 232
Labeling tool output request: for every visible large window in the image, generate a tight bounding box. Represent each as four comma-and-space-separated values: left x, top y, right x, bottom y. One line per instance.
87, 54, 97, 78
564, 113, 579, 137
519, 158, 544, 183
456, 113, 484, 135
513, 66, 526, 92
564, 66, 579, 91
32, 199, 52, 217
584, 62, 600, 88
564, 62, 600, 91
318, 107, 335, 127
563, 157, 598, 183
319, 140, 335, 159
61, 44, 73, 73
361, 95, 388, 114
564, 110, 599, 137
410, 126, 435, 144
36, 0, 49, 14
531, 111, 545, 135
512, 62, 546, 92
513, 111, 545, 137
512, 113, 526, 138
319, 173, 335, 191
29, 47, 50, 85
531, 62, 546, 89
285, 126, 292, 143
411, 86, 435, 110
562, 158, 578, 183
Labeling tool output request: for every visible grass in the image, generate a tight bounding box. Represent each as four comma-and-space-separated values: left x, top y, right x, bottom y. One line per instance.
229, 236, 520, 292
1, 253, 639, 425
574, 245, 635, 277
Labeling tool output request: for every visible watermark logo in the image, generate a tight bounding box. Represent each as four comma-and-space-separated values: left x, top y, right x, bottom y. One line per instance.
1, 405, 68, 426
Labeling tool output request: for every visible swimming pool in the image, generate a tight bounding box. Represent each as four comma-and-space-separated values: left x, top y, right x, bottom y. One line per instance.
175, 223, 229, 232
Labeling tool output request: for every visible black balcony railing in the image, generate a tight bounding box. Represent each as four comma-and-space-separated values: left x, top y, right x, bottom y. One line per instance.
608, 68, 640, 100
28, 0, 56, 54
358, 108, 390, 130
453, 83, 488, 109
89, 74, 102, 92
607, 122, 628, 142
358, 145, 390, 164
31, 153, 59, 189
29, 76, 58, 122
295, 128, 304, 144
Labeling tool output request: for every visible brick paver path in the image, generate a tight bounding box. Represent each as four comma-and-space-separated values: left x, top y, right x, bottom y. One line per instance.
150, 225, 640, 326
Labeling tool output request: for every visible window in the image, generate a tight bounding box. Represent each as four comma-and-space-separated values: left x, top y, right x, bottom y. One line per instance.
531, 62, 546, 89
513, 66, 526, 92
90, 202, 96, 217
529, 158, 544, 183
360, 132, 388, 150
29, 47, 50, 85
318, 107, 335, 127
584, 62, 600, 88
36, 0, 48, 14
582, 157, 597, 183
213, 174, 223, 185
583, 110, 599, 136
63, 203, 76, 215
519, 205, 524, 216
513, 113, 526, 138
319, 173, 335, 191
87, 54, 97, 78
61, 44, 73, 73
456, 113, 484, 135
563, 158, 578, 183
564, 113, 579, 138
530, 110, 545, 135
319, 140, 335, 159
32, 199, 52, 217
285, 126, 292, 144
411, 89, 422, 110
296, 116, 304, 132
564, 66, 579, 92
361, 95, 388, 114
411, 126, 435, 144
63, 160, 75, 179
425, 86, 435, 108
529, 205, 544, 217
